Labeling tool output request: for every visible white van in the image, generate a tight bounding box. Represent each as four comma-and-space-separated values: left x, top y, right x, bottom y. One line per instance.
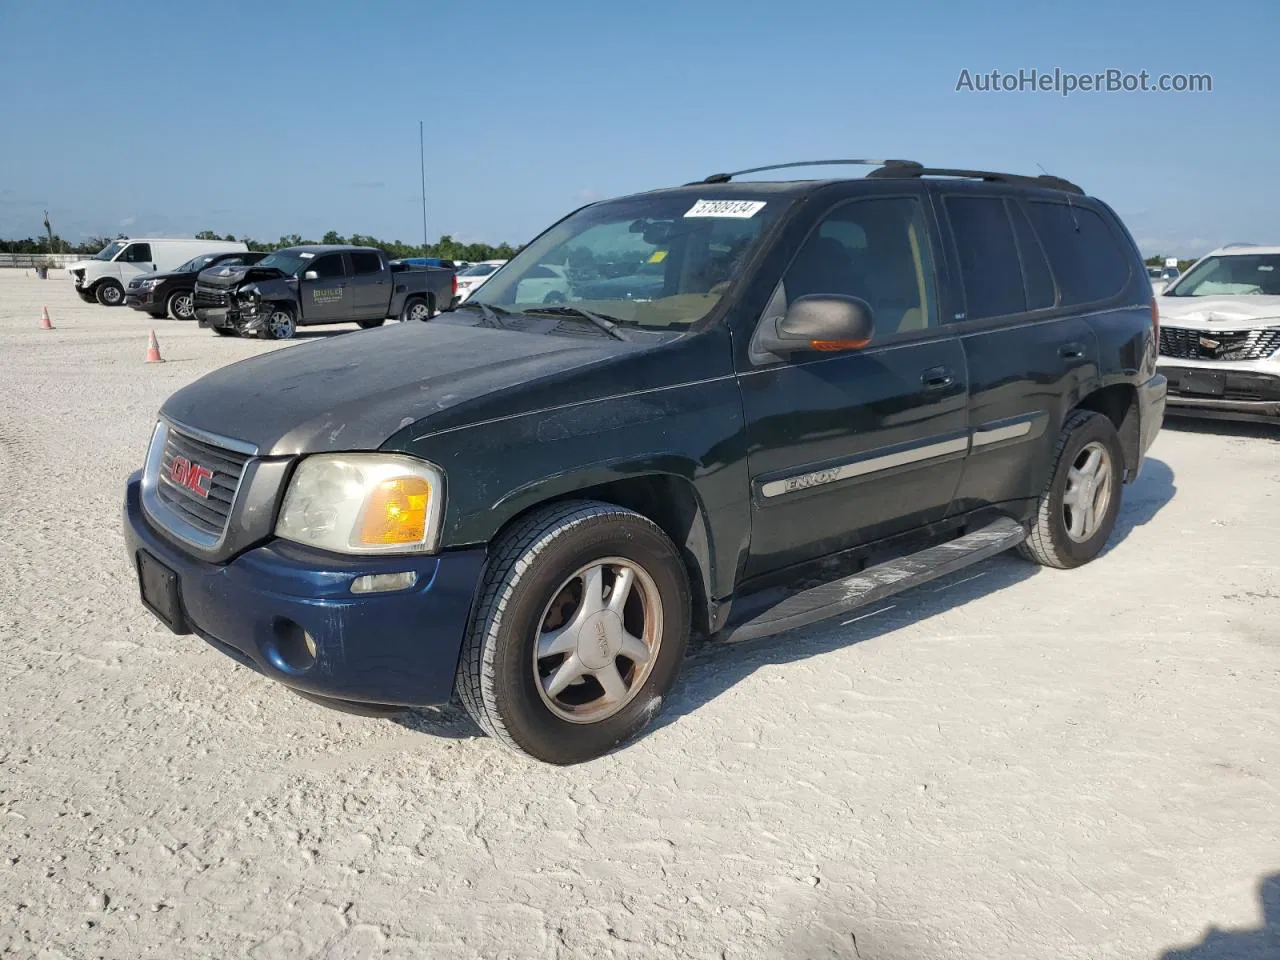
67, 237, 248, 306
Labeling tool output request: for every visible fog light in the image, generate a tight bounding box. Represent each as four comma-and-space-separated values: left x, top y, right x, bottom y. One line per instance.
351, 571, 418, 595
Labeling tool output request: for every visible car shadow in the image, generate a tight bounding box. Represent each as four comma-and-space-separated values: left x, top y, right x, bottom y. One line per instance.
1159, 873, 1279, 959
661, 457, 1176, 729
1162, 415, 1279, 441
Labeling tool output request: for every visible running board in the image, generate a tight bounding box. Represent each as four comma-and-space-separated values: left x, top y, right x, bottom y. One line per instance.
722, 517, 1027, 644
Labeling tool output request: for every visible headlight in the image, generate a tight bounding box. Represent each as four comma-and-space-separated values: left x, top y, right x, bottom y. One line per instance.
275, 454, 444, 555
140, 278, 164, 289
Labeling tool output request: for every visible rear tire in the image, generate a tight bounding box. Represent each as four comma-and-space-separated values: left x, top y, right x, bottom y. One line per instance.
399, 296, 431, 323
457, 501, 691, 764
1017, 410, 1124, 569
95, 280, 124, 306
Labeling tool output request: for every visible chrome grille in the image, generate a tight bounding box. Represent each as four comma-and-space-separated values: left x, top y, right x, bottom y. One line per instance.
1160, 326, 1280, 362
193, 284, 231, 308
155, 427, 250, 539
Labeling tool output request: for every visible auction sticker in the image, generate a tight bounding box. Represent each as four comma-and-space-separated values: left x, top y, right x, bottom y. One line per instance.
684, 199, 767, 219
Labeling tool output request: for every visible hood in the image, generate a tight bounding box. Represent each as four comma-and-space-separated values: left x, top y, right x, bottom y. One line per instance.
196, 263, 286, 289
1157, 294, 1280, 330
160, 319, 633, 456
128, 270, 183, 286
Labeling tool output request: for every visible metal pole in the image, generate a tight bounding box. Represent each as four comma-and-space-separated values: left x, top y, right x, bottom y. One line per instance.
419, 120, 428, 255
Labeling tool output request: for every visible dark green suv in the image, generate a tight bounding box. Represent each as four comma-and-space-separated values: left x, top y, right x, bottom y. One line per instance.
123, 160, 1167, 764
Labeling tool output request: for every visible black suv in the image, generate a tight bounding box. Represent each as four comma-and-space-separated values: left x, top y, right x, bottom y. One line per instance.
126, 251, 268, 321
123, 160, 1167, 764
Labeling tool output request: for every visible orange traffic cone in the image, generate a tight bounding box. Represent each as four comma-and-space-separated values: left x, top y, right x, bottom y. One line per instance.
39, 305, 53, 329
145, 330, 164, 363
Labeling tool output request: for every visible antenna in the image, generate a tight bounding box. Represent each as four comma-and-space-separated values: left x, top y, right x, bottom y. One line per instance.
1035, 160, 1080, 229
419, 120, 429, 254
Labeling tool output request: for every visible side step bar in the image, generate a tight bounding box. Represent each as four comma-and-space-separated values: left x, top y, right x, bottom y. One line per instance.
723, 517, 1027, 644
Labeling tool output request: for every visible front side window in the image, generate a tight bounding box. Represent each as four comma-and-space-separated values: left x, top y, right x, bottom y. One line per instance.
308, 254, 347, 280
470, 194, 788, 330
1165, 254, 1280, 297
120, 243, 153, 263
777, 197, 938, 336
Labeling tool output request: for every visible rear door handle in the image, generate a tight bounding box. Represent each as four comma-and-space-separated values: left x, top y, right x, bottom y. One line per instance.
1058, 341, 1086, 360
921, 366, 955, 390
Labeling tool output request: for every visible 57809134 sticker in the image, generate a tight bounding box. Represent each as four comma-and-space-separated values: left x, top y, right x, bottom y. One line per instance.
683, 199, 767, 219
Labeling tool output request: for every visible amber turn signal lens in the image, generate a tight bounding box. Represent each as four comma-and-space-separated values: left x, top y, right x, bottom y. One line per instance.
810, 338, 871, 352
357, 476, 432, 546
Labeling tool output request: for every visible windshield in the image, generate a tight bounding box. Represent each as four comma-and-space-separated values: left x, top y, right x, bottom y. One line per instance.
254, 250, 311, 275
460, 262, 500, 277
178, 254, 220, 273
94, 240, 127, 261
1166, 254, 1280, 297
469, 194, 787, 329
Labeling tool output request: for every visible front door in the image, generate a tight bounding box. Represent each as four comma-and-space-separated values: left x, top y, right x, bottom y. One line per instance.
738, 194, 970, 579
116, 242, 155, 284
299, 253, 352, 323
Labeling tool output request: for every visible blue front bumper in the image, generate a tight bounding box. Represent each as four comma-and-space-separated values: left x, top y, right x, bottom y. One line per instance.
123, 473, 485, 707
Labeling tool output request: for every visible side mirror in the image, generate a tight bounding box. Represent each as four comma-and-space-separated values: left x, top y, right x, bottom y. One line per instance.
303, 270, 318, 281
757, 295, 875, 356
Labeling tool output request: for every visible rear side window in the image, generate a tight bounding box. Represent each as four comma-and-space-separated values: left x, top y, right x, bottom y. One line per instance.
1009, 202, 1056, 310
350, 252, 382, 275
1026, 202, 1130, 305
309, 254, 347, 279
944, 196, 1025, 320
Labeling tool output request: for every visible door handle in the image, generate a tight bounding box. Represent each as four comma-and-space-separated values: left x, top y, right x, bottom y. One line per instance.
921, 366, 955, 390
1058, 342, 1086, 360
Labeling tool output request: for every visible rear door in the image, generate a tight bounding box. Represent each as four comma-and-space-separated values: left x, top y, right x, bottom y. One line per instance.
938, 190, 1104, 513
299, 253, 352, 324
348, 251, 391, 319
737, 192, 971, 578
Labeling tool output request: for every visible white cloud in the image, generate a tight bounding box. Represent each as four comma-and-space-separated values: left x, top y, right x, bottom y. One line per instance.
119, 215, 136, 227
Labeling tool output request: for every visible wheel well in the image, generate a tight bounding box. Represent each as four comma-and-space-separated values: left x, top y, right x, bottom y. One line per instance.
496, 475, 714, 636
1074, 384, 1139, 479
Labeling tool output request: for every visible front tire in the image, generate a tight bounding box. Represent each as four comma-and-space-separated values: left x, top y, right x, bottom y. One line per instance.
261, 304, 296, 340
457, 501, 691, 764
166, 290, 195, 321
95, 280, 124, 306
1017, 410, 1124, 569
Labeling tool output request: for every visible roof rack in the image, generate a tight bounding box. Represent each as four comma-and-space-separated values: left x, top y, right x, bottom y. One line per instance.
865, 161, 1084, 195
690, 159, 920, 185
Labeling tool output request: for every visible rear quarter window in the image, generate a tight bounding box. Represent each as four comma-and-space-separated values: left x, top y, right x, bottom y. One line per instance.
1025, 201, 1131, 306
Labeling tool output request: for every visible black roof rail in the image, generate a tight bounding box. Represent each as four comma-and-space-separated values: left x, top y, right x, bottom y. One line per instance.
865, 161, 1085, 195
689, 159, 920, 185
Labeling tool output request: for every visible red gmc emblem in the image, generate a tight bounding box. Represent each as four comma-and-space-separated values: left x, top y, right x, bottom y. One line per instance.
168, 456, 214, 498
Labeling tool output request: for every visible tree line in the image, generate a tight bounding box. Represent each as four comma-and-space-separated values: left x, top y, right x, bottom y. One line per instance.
0, 231, 521, 263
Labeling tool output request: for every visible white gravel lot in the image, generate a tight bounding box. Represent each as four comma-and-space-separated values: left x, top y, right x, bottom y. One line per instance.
1, 270, 1277, 960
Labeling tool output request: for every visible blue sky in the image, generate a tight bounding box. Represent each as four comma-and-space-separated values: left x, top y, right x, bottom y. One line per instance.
1, 0, 1275, 258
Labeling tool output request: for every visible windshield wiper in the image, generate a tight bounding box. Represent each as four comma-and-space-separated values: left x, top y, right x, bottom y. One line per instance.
457, 300, 512, 328
523, 305, 630, 341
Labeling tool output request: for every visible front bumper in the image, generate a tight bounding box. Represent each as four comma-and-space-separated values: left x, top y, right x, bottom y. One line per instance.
123, 473, 486, 707
1159, 359, 1280, 423
125, 289, 161, 311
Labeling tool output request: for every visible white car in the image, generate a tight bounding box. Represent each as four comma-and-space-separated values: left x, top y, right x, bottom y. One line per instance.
66, 237, 247, 307
454, 260, 507, 302
1156, 243, 1280, 423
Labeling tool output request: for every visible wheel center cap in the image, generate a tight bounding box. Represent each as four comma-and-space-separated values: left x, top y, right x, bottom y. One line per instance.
577, 611, 623, 670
